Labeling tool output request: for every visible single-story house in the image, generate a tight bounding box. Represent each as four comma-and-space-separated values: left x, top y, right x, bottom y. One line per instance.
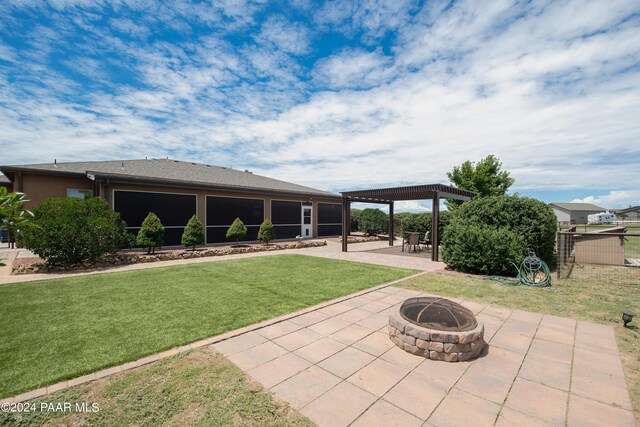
611, 206, 640, 221
0, 159, 343, 246
549, 202, 605, 225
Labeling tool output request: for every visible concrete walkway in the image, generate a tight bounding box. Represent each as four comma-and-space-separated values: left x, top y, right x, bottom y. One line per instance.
0, 240, 443, 285
214, 287, 635, 427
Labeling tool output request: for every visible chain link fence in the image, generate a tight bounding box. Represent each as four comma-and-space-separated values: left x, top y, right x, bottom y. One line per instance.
557, 226, 640, 281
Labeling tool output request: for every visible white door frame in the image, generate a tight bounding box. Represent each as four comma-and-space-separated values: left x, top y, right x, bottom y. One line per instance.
301, 205, 312, 238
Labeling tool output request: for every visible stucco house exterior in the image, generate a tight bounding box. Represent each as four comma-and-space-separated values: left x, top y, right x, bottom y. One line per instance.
0, 159, 343, 246
549, 202, 606, 225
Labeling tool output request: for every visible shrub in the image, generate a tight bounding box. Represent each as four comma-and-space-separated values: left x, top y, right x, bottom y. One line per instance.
399, 211, 452, 241
181, 215, 204, 250
137, 212, 165, 254
21, 197, 128, 266
442, 222, 524, 275
357, 208, 388, 236
442, 195, 557, 274
350, 208, 362, 232
400, 213, 431, 239
226, 217, 247, 245
257, 219, 276, 245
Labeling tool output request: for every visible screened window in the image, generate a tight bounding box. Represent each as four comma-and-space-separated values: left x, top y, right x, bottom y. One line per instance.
205, 196, 264, 244
113, 190, 197, 246
206, 196, 264, 226
114, 191, 196, 228
271, 200, 301, 225
317, 203, 342, 237
318, 203, 342, 224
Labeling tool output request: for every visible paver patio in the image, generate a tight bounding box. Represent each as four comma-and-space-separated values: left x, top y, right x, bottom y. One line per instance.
213, 286, 635, 427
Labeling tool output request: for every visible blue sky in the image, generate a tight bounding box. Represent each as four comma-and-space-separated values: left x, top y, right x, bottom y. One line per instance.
0, 0, 639, 211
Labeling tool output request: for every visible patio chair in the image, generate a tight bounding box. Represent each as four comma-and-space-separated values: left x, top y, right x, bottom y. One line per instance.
406, 232, 422, 253
421, 231, 431, 250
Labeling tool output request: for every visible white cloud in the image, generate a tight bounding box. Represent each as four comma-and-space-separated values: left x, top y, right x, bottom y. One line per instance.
313, 48, 395, 88
571, 191, 640, 209
0, 0, 638, 201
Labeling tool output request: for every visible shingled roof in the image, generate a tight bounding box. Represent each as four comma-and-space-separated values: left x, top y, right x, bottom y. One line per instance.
549, 202, 605, 212
0, 159, 340, 199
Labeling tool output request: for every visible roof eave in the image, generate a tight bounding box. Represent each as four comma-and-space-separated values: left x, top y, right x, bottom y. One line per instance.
87, 171, 341, 200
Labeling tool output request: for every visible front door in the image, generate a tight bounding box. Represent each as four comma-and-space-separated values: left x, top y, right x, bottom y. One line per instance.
301, 205, 312, 238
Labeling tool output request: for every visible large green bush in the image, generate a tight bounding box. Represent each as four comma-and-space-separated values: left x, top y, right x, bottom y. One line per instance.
21, 197, 129, 266
442, 195, 556, 274
357, 208, 388, 236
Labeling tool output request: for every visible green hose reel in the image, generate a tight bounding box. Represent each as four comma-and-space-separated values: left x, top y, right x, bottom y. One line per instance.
486, 250, 552, 287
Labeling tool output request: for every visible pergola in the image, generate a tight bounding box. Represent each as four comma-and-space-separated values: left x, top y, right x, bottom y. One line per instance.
340, 184, 476, 261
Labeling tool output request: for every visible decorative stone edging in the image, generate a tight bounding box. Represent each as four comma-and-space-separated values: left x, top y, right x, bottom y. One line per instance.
11, 241, 327, 275
388, 306, 486, 362
340, 235, 389, 244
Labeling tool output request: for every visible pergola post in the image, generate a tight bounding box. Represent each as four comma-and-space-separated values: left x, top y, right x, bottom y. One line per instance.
342, 197, 350, 252
431, 192, 440, 261
389, 202, 394, 246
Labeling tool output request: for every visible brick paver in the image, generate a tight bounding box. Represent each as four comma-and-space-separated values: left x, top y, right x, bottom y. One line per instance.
211, 286, 634, 426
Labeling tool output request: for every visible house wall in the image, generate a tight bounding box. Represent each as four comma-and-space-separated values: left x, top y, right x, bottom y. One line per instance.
618, 209, 640, 221
19, 173, 93, 209
570, 210, 602, 224
15, 172, 342, 245
551, 207, 570, 223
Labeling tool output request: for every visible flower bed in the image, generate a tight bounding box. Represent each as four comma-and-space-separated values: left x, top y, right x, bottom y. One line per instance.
11, 241, 327, 275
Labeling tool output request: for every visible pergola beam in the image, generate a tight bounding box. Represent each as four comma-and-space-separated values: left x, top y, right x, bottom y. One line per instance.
340, 184, 475, 262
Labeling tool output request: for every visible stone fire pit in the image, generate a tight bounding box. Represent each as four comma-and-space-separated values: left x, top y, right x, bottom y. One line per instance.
388, 297, 486, 362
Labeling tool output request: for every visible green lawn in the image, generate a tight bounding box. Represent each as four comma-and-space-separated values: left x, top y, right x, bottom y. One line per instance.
0, 254, 416, 398
0, 348, 313, 427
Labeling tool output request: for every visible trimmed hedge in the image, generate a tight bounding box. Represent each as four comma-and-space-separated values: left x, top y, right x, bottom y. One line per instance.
442, 195, 556, 274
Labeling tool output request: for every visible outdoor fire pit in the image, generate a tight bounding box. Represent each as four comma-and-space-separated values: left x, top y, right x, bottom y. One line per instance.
388, 297, 486, 362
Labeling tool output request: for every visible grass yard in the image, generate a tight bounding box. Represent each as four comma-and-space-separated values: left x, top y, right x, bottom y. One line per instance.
0, 347, 312, 426
0, 254, 416, 398
400, 265, 640, 422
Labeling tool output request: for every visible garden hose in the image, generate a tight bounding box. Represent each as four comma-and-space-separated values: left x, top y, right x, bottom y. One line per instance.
486, 250, 551, 287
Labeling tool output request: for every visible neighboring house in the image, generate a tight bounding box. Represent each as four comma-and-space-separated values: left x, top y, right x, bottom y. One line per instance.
611, 206, 640, 221
549, 202, 606, 225
0, 159, 343, 246
0, 173, 11, 191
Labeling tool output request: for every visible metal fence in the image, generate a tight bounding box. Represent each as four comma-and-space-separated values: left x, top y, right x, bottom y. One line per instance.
557, 226, 640, 279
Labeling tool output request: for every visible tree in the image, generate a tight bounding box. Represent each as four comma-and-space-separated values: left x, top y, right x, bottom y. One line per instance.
181, 215, 204, 250
0, 187, 33, 248
257, 219, 276, 245
136, 212, 165, 254
446, 155, 514, 210
226, 217, 247, 245
358, 208, 388, 236
20, 197, 129, 266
